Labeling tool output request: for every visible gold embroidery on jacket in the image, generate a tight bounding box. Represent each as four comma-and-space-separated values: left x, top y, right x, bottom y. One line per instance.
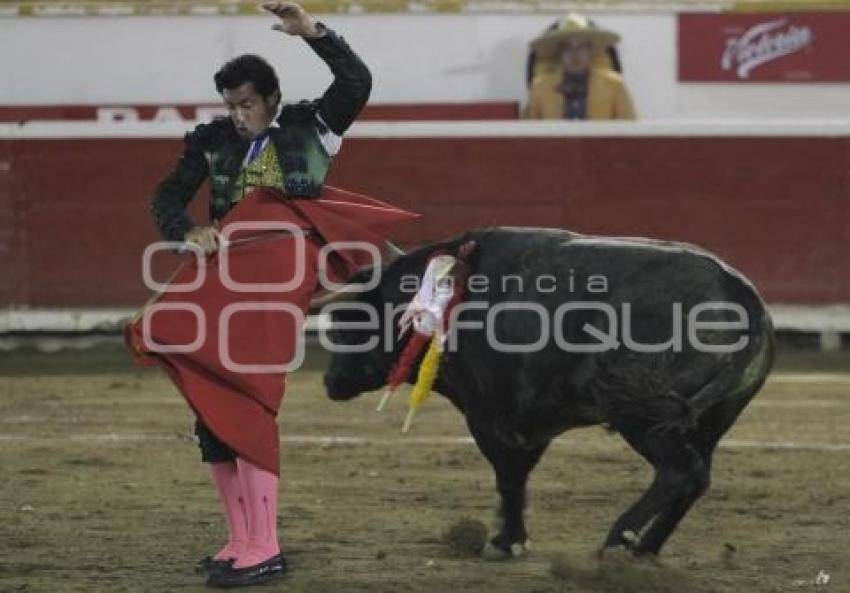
231, 141, 285, 204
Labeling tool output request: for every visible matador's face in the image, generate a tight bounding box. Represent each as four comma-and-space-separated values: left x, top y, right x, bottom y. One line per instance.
221, 82, 280, 140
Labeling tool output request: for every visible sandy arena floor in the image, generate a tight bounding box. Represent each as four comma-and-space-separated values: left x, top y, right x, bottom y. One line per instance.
0, 346, 848, 593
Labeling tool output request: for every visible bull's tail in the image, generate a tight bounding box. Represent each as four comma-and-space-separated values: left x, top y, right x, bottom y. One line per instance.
688, 304, 775, 421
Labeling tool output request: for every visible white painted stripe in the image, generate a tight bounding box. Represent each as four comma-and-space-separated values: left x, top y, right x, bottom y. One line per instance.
0, 309, 330, 333
768, 374, 850, 384
754, 400, 849, 408
3, 120, 850, 140
720, 439, 850, 452
5, 395, 843, 411
2, 306, 849, 334
351, 120, 850, 139
0, 308, 136, 332
770, 305, 850, 333
0, 432, 848, 452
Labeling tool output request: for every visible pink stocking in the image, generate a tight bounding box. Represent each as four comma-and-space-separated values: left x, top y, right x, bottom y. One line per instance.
210, 462, 248, 561
233, 458, 281, 568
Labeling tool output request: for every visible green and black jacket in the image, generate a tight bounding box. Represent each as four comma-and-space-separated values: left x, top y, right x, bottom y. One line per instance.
151, 25, 372, 242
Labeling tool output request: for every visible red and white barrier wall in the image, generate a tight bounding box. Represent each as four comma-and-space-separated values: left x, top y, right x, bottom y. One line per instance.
1, 120, 848, 312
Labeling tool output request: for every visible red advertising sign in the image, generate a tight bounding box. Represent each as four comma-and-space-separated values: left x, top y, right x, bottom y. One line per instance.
678, 12, 850, 82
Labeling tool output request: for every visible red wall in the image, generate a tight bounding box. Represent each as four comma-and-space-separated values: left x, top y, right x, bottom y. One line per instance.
0, 102, 519, 123
1, 135, 847, 307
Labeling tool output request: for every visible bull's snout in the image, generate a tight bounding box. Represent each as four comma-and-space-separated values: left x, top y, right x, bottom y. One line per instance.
323, 371, 361, 401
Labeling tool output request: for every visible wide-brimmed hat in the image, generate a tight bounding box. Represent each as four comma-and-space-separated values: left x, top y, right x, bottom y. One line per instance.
530, 13, 621, 59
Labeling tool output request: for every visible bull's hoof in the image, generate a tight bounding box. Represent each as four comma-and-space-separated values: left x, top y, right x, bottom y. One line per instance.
598, 530, 640, 559
597, 545, 633, 562
481, 539, 531, 561
481, 542, 509, 561
621, 530, 640, 549
598, 540, 659, 563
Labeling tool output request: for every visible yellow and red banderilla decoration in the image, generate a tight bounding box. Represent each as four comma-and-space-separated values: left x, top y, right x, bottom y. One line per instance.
377, 241, 475, 432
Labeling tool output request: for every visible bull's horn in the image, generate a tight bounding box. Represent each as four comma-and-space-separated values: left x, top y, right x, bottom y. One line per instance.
309, 241, 404, 310
309, 289, 358, 309
384, 239, 405, 262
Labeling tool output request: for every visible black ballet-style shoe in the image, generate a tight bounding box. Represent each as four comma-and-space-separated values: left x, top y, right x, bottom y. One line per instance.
205, 553, 287, 588
195, 555, 236, 575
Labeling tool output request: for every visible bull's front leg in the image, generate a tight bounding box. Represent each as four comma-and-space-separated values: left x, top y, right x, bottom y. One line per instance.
466, 418, 548, 560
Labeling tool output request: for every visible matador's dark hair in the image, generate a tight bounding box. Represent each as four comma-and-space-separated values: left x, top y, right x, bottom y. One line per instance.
214, 54, 280, 98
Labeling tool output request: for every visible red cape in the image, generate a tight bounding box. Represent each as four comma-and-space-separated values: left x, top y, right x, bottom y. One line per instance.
126, 187, 419, 474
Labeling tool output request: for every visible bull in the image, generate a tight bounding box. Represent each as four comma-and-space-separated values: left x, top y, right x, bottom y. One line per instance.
320, 227, 774, 558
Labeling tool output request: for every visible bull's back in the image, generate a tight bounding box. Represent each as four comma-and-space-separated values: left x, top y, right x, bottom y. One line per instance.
456, 227, 773, 437
468, 227, 765, 317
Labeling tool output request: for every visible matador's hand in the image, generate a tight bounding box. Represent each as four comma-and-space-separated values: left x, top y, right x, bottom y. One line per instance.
262, 2, 323, 38
184, 225, 220, 256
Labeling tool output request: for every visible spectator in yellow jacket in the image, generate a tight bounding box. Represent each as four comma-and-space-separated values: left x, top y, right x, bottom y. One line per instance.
526, 14, 636, 120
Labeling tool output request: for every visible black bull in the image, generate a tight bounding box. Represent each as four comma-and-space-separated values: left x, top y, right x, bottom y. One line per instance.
322, 227, 775, 558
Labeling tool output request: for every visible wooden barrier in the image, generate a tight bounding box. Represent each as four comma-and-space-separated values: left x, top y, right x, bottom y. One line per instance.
1, 121, 848, 307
